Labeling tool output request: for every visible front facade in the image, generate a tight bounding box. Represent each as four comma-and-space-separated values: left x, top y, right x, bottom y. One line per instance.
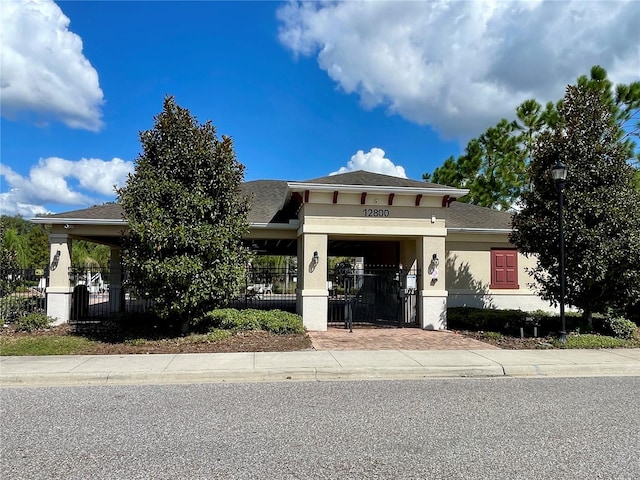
33, 171, 555, 331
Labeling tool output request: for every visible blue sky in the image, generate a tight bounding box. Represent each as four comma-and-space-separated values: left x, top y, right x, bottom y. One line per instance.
1, 0, 638, 217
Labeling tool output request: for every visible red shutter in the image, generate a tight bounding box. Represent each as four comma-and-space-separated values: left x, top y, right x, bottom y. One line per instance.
491, 249, 519, 289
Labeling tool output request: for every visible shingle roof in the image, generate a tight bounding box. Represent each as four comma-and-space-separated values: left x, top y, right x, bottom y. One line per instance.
36, 171, 512, 231
42, 203, 125, 221
446, 202, 512, 230
302, 170, 447, 189
241, 180, 289, 224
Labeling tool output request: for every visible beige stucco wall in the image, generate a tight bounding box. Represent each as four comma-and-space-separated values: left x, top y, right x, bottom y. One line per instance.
298, 202, 447, 237
49, 223, 126, 243
446, 233, 555, 312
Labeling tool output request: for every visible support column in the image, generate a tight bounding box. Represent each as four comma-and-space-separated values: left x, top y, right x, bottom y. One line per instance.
298, 233, 328, 331
46, 234, 73, 325
109, 247, 123, 313
418, 235, 448, 330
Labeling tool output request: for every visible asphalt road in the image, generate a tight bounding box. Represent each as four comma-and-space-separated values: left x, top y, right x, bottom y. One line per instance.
2, 377, 639, 479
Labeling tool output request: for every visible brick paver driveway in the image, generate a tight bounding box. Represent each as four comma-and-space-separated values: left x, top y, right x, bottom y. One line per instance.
308, 327, 499, 350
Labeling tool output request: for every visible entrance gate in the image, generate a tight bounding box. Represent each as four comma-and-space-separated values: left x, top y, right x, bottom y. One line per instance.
328, 263, 419, 328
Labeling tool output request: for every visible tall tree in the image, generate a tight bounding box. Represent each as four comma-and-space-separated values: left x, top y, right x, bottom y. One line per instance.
2, 228, 29, 268
511, 84, 640, 321
1, 215, 51, 269
117, 96, 250, 329
424, 66, 640, 208
27, 226, 50, 269
71, 241, 110, 268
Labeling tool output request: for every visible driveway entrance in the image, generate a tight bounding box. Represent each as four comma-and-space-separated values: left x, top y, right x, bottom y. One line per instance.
308, 327, 499, 350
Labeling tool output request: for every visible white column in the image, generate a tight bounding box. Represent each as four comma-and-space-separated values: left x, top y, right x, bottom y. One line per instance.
46, 234, 73, 325
299, 233, 328, 331
418, 235, 448, 330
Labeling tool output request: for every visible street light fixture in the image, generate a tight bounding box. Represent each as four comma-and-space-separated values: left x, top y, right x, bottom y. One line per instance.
551, 161, 568, 343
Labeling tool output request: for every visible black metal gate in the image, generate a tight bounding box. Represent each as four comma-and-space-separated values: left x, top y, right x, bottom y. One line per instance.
328, 263, 419, 328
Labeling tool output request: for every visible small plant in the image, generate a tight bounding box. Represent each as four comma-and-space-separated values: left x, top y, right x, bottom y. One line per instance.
555, 334, 628, 349
484, 331, 503, 340
186, 330, 231, 344
13, 312, 53, 332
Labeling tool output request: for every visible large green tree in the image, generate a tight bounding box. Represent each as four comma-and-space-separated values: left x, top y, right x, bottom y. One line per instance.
511, 84, 640, 321
117, 96, 250, 329
424, 66, 640, 209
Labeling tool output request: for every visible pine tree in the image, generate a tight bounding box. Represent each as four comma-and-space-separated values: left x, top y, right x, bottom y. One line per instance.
424, 66, 639, 208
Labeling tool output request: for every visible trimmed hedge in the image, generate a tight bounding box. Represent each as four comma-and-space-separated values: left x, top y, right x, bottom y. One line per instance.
193, 308, 304, 335
447, 307, 587, 336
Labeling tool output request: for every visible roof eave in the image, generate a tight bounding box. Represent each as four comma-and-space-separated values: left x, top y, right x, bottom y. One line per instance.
31, 217, 127, 226
447, 228, 513, 234
250, 220, 300, 230
287, 182, 469, 197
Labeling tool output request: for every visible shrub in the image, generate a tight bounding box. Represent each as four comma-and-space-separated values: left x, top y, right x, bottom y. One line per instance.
14, 312, 53, 332
257, 310, 304, 334
556, 334, 628, 349
0, 295, 46, 324
447, 307, 528, 335
194, 308, 304, 335
201, 308, 260, 332
603, 316, 637, 340
0, 296, 24, 323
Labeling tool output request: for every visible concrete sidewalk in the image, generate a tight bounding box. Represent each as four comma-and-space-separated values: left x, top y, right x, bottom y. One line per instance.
2, 348, 640, 386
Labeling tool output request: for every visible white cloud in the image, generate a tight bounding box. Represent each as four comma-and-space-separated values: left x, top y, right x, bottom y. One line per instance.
0, 0, 104, 131
0, 157, 133, 217
331, 147, 407, 178
278, 0, 640, 141
0, 193, 50, 218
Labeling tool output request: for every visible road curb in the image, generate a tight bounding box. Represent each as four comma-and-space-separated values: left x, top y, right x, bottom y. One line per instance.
502, 363, 640, 377
2, 363, 639, 387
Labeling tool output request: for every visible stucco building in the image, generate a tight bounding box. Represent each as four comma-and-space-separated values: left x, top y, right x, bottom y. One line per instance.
34, 171, 553, 330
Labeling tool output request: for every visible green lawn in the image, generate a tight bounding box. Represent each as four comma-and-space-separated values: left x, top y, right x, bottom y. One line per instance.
0, 336, 96, 356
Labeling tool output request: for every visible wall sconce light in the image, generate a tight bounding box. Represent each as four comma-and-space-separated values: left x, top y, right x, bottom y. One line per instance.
312, 251, 319, 266
50, 250, 61, 271
429, 254, 440, 282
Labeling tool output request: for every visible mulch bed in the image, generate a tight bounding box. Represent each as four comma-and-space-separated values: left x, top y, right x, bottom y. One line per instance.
459, 330, 555, 349
2, 323, 562, 354
1, 324, 313, 355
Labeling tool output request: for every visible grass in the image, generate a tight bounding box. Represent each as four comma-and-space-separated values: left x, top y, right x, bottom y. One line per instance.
0, 335, 96, 356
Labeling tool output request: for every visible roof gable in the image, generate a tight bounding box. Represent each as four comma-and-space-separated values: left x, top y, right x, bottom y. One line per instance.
303, 170, 447, 189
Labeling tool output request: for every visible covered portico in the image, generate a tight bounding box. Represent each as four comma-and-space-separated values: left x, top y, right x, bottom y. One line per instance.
34, 171, 469, 331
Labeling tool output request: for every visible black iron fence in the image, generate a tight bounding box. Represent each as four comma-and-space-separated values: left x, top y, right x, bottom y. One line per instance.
3, 263, 420, 329
68, 266, 154, 324
0, 267, 48, 324
230, 265, 298, 312
328, 263, 419, 327
68, 264, 299, 324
